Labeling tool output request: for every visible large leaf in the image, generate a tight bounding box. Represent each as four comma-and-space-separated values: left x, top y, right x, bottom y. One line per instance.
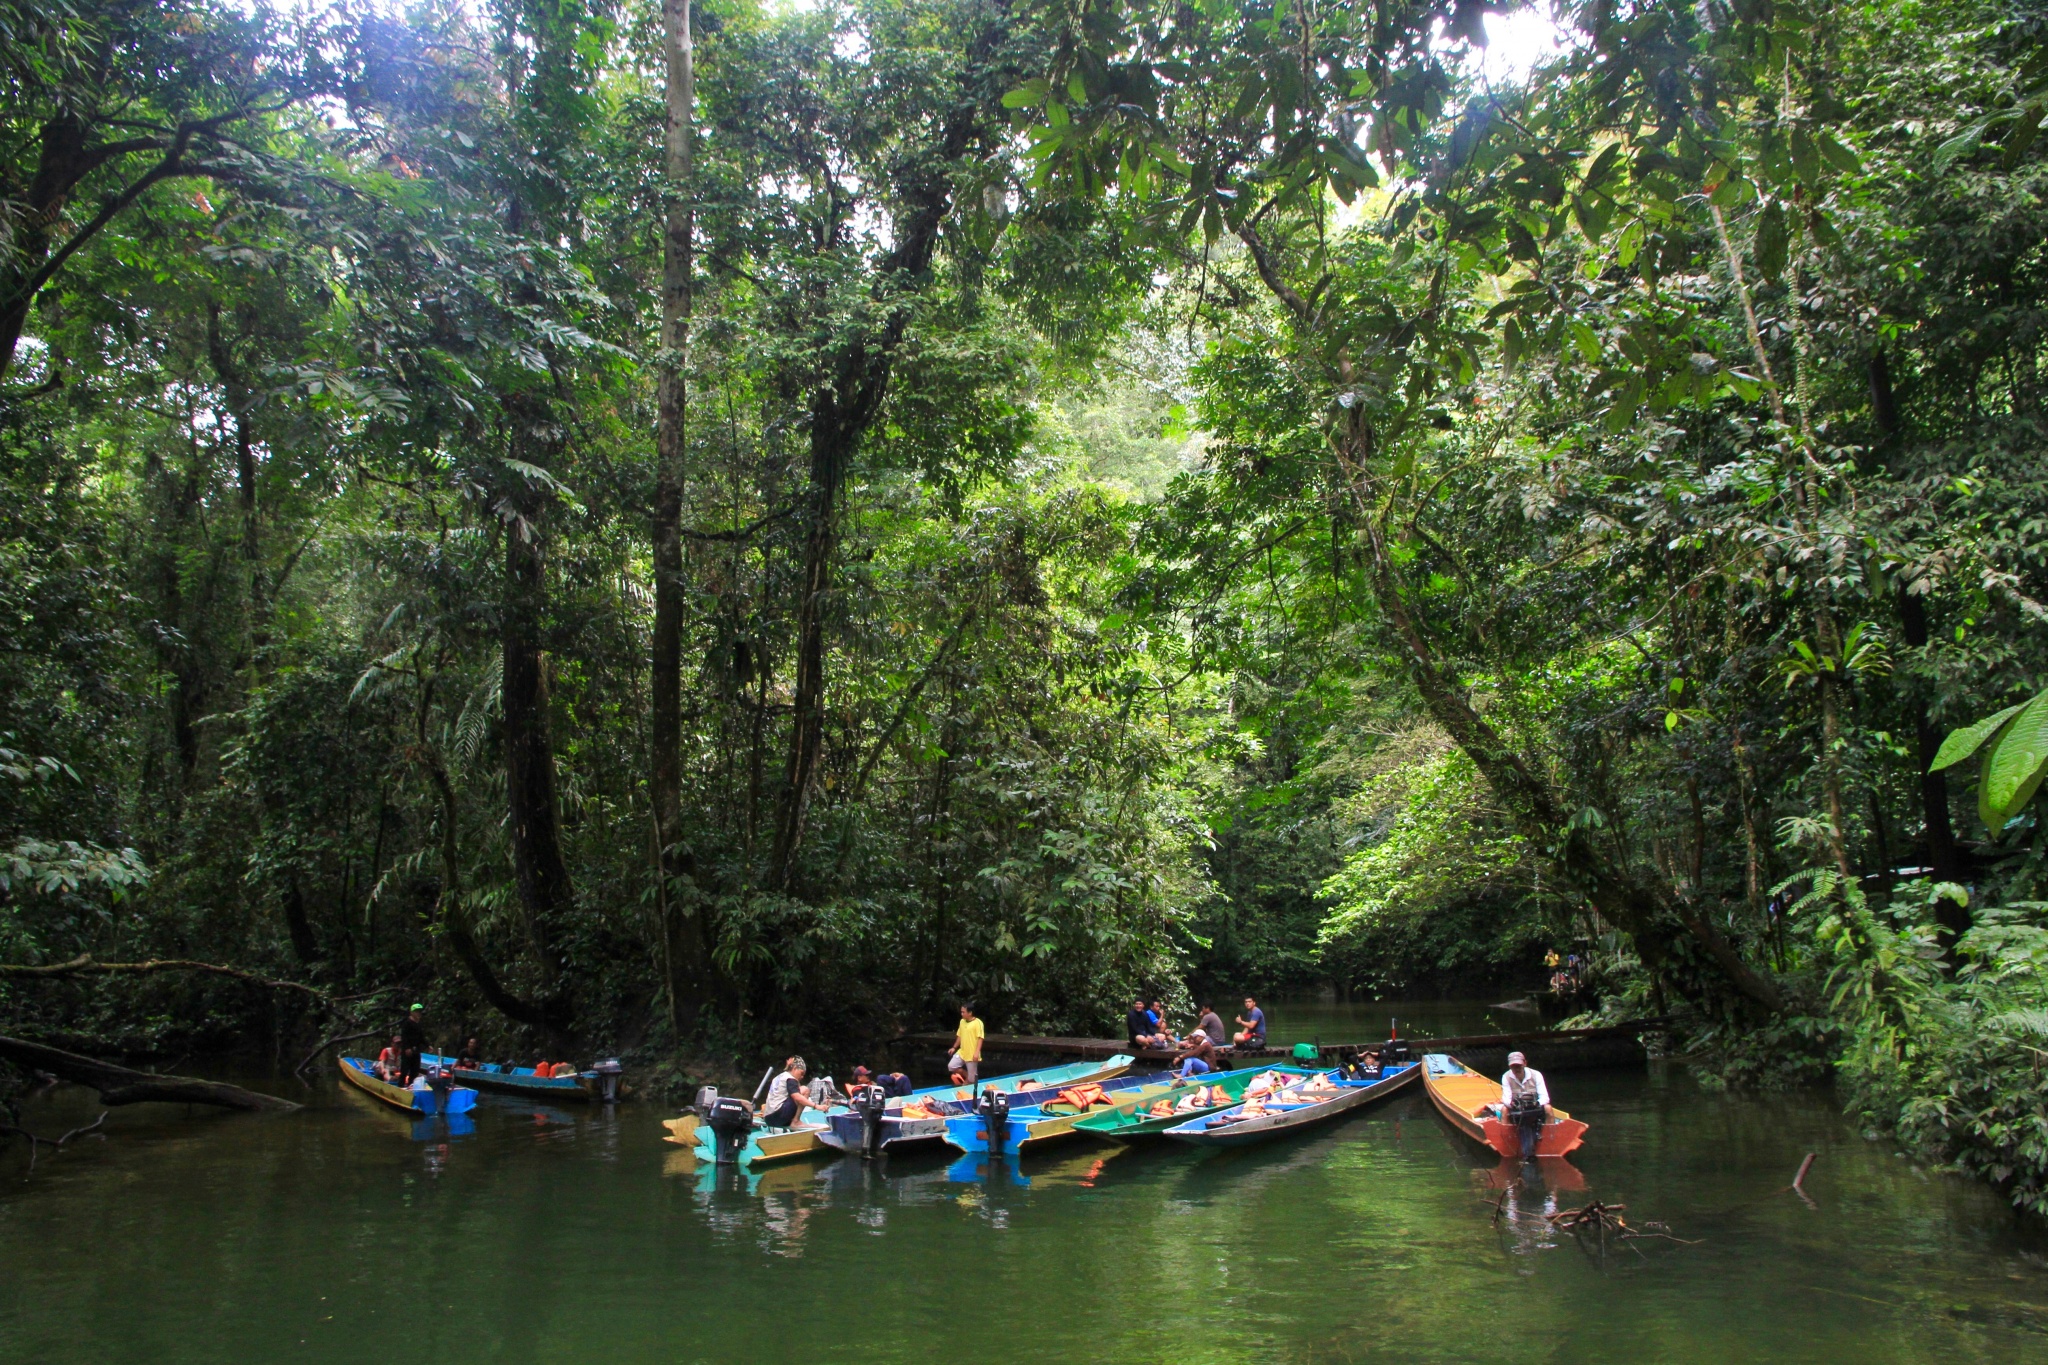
1982, 689, 2048, 826
1930, 701, 2025, 771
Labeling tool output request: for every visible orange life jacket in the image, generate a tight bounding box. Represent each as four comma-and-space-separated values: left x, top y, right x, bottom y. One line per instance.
1052, 1083, 1110, 1111
899, 1099, 941, 1120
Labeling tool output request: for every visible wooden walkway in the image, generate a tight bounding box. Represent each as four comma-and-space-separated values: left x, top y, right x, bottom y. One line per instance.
893, 1019, 1670, 1071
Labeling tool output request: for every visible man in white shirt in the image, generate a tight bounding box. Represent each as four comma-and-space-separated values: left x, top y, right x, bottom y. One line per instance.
1498, 1051, 1550, 1159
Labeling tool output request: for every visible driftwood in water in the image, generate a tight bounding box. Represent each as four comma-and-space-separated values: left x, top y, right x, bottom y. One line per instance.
0, 1111, 107, 1174
0, 1036, 300, 1112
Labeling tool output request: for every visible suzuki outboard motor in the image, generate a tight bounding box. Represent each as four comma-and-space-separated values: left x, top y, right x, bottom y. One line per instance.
853, 1084, 890, 1159
707, 1095, 755, 1163
591, 1058, 624, 1103
975, 1088, 1011, 1155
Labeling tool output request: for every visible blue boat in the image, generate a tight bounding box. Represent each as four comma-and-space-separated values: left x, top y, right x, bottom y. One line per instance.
1160, 1061, 1419, 1147
940, 1071, 1185, 1155
421, 1053, 601, 1103
338, 1056, 479, 1118
812, 1055, 1136, 1157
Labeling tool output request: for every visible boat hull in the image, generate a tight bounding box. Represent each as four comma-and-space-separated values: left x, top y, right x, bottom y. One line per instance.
338, 1057, 478, 1117
940, 1074, 1186, 1154
1072, 1067, 1321, 1141
1421, 1053, 1587, 1158
810, 1056, 1136, 1155
1161, 1063, 1419, 1147
422, 1054, 594, 1102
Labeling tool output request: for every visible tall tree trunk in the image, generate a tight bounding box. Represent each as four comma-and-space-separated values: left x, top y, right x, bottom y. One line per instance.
1868, 349, 1966, 937
650, 0, 713, 1031
765, 103, 983, 889
1333, 418, 1783, 1014
500, 432, 575, 1034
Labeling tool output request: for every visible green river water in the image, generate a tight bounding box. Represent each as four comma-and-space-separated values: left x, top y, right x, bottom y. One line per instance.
3, 999, 2045, 1364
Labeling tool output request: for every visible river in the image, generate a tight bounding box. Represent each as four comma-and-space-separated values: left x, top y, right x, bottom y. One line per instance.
3, 999, 2044, 1363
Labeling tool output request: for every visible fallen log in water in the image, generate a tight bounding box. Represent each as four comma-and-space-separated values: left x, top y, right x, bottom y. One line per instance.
0, 1036, 300, 1112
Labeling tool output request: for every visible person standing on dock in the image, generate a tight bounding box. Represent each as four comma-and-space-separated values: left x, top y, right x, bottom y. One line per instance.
950, 1003, 984, 1086
1499, 1051, 1551, 1159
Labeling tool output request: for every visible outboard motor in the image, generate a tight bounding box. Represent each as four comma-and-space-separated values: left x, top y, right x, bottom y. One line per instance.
591, 1058, 624, 1103
975, 1088, 1011, 1155
694, 1085, 720, 1117
1380, 1037, 1411, 1066
707, 1095, 755, 1163
426, 1067, 455, 1112
853, 1084, 890, 1159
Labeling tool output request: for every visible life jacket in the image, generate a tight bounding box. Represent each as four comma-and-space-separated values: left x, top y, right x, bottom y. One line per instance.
898, 1099, 941, 1120
1052, 1083, 1110, 1111
1149, 1100, 1176, 1118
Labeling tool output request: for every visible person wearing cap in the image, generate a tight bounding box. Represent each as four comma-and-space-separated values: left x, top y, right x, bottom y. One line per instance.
850, 1064, 913, 1098
1498, 1051, 1550, 1159
1171, 1029, 1219, 1079
398, 1003, 428, 1085
762, 1056, 827, 1128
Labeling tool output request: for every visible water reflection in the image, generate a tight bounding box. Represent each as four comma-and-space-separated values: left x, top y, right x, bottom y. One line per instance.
6, 1026, 2048, 1365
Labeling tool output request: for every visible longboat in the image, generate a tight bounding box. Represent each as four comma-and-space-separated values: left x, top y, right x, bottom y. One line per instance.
337, 1056, 479, 1118
1070, 1065, 1321, 1141
673, 1055, 1136, 1166
1420, 1052, 1587, 1158
421, 1052, 602, 1103
938, 1070, 1187, 1156
1159, 1060, 1419, 1148
808, 1055, 1135, 1157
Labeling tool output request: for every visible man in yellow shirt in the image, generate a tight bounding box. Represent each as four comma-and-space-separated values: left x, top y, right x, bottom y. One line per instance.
949, 1003, 985, 1086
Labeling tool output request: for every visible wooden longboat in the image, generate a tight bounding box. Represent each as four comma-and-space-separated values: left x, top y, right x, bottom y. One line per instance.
806, 1056, 1135, 1156
1421, 1053, 1587, 1158
677, 1056, 1136, 1166
338, 1056, 478, 1118
1160, 1062, 1419, 1148
1071, 1066, 1321, 1141
422, 1053, 596, 1102
938, 1071, 1187, 1155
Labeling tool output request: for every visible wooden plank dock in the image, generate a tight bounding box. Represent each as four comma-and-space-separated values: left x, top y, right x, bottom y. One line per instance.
892, 1019, 1670, 1072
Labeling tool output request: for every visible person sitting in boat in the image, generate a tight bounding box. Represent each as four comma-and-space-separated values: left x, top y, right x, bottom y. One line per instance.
762, 1057, 828, 1129
1496, 1051, 1551, 1159
375, 1036, 402, 1082
1171, 1029, 1219, 1079
1196, 1003, 1227, 1051
851, 1065, 914, 1098
456, 1038, 483, 1070
531, 1054, 553, 1077
1126, 997, 1167, 1050
1233, 997, 1266, 1047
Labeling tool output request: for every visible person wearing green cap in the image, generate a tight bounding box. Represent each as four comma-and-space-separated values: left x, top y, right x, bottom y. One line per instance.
398, 1003, 428, 1085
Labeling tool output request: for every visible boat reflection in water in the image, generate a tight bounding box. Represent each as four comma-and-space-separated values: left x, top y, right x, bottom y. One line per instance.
1476, 1153, 1587, 1193
409, 1111, 476, 1142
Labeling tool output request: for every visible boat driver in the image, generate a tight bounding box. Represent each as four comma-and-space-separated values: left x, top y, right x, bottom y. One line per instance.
1498, 1051, 1551, 1159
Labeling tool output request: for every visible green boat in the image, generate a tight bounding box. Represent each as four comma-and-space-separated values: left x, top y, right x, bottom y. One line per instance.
1070, 1065, 1320, 1141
